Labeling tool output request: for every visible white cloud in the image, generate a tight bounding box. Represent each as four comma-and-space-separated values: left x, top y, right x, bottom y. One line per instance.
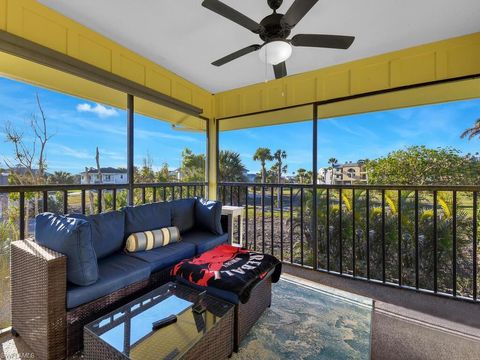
76, 103, 118, 118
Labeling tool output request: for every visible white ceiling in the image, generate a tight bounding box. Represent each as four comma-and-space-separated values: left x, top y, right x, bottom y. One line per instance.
39, 0, 480, 93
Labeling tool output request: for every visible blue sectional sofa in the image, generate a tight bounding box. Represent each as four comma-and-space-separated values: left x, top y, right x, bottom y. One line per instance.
10, 197, 227, 359
58, 198, 227, 309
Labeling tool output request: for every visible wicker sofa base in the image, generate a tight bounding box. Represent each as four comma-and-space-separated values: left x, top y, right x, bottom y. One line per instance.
66, 267, 173, 356
234, 276, 272, 352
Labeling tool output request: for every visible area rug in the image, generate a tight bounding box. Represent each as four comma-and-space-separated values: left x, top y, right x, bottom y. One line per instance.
232, 275, 372, 360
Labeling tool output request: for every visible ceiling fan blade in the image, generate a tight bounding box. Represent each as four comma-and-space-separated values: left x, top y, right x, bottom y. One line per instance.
202, 0, 263, 33
273, 62, 287, 79
281, 0, 318, 29
291, 34, 355, 49
212, 45, 261, 66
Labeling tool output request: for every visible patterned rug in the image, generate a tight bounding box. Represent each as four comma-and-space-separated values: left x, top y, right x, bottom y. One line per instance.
233, 275, 372, 360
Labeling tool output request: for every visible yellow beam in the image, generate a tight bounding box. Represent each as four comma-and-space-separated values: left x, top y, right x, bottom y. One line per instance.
215, 32, 480, 123
317, 77, 480, 120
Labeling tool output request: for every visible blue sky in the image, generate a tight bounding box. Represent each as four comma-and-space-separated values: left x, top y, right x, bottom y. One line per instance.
1, 76, 479, 176
0, 77, 206, 174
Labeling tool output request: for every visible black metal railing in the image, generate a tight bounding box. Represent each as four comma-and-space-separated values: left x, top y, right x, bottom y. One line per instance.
219, 182, 480, 303
0, 181, 206, 327
0, 182, 206, 239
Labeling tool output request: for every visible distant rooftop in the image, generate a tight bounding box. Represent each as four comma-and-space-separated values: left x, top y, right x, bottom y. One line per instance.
84, 167, 126, 174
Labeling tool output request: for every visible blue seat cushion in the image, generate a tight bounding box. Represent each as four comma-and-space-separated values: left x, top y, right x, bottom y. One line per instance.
181, 230, 228, 254
69, 210, 125, 259
194, 198, 223, 235
128, 242, 196, 272
171, 198, 195, 233
123, 202, 171, 235
66, 253, 151, 309
35, 213, 98, 286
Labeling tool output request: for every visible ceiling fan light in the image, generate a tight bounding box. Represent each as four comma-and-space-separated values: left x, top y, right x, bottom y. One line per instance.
258, 41, 292, 65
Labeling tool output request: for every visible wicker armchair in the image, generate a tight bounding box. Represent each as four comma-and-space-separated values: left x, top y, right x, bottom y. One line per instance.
10, 239, 172, 360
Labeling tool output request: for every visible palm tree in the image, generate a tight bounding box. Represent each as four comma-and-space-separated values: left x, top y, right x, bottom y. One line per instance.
253, 148, 273, 184
219, 150, 247, 183
461, 119, 480, 140
328, 157, 338, 184
273, 150, 287, 184
295, 168, 307, 184
48, 171, 75, 185
273, 149, 287, 206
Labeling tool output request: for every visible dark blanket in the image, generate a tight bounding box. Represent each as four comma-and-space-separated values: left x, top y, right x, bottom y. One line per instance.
172, 244, 282, 303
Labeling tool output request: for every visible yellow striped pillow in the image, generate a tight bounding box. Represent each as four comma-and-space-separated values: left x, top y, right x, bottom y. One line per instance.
125, 226, 181, 252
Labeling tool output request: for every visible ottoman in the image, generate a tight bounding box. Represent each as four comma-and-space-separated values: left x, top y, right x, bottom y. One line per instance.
172, 245, 281, 351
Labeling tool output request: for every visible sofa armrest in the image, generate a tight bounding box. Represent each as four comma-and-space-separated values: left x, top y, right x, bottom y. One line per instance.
11, 239, 67, 360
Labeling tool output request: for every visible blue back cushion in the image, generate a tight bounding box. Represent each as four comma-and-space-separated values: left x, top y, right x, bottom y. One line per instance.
194, 198, 223, 235
123, 201, 171, 235
35, 213, 98, 286
69, 211, 125, 259
171, 198, 196, 233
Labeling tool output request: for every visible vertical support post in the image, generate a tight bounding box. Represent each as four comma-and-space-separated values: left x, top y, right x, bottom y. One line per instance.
433, 190, 438, 293
205, 119, 210, 198
19, 192, 25, 240
206, 117, 219, 200
312, 107, 318, 270
127, 94, 134, 206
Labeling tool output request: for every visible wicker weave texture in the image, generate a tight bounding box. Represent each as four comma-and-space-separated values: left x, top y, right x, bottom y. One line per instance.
83, 283, 234, 360
67, 266, 173, 356
11, 239, 175, 359
11, 240, 67, 360
235, 277, 272, 351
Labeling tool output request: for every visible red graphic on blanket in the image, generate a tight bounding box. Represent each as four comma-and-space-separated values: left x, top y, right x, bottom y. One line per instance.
173, 245, 250, 286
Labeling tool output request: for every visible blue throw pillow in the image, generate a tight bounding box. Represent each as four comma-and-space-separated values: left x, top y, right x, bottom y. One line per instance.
35, 213, 98, 286
194, 198, 223, 235
171, 198, 195, 233
69, 210, 125, 259
123, 202, 171, 235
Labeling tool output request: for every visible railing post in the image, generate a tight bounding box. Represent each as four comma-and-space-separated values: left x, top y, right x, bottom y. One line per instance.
312, 108, 318, 270
127, 94, 134, 206
19, 191, 25, 240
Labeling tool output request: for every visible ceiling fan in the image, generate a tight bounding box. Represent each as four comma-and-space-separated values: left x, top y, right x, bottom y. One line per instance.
202, 0, 355, 79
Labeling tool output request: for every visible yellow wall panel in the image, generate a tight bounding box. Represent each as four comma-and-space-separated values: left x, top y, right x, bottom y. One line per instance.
318, 77, 480, 120
192, 90, 211, 117
266, 82, 286, 109
323, 70, 350, 100
0, 51, 126, 110
215, 96, 225, 118
117, 54, 145, 84
219, 105, 312, 131
22, 8, 67, 53
390, 52, 436, 87
77, 34, 112, 71
243, 87, 263, 114
215, 33, 480, 121
0, 0, 6, 30
286, 75, 316, 105
146, 68, 171, 96
446, 43, 480, 78
223, 93, 242, 117
172, 81, 192, 104
351, 62, 390, 94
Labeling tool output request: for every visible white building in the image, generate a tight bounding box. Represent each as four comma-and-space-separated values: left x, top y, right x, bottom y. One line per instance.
318, 161, 368, 185
80, 167, 128, 184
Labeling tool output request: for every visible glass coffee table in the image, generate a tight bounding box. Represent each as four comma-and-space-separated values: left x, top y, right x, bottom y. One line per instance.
83, 282, 234, 360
